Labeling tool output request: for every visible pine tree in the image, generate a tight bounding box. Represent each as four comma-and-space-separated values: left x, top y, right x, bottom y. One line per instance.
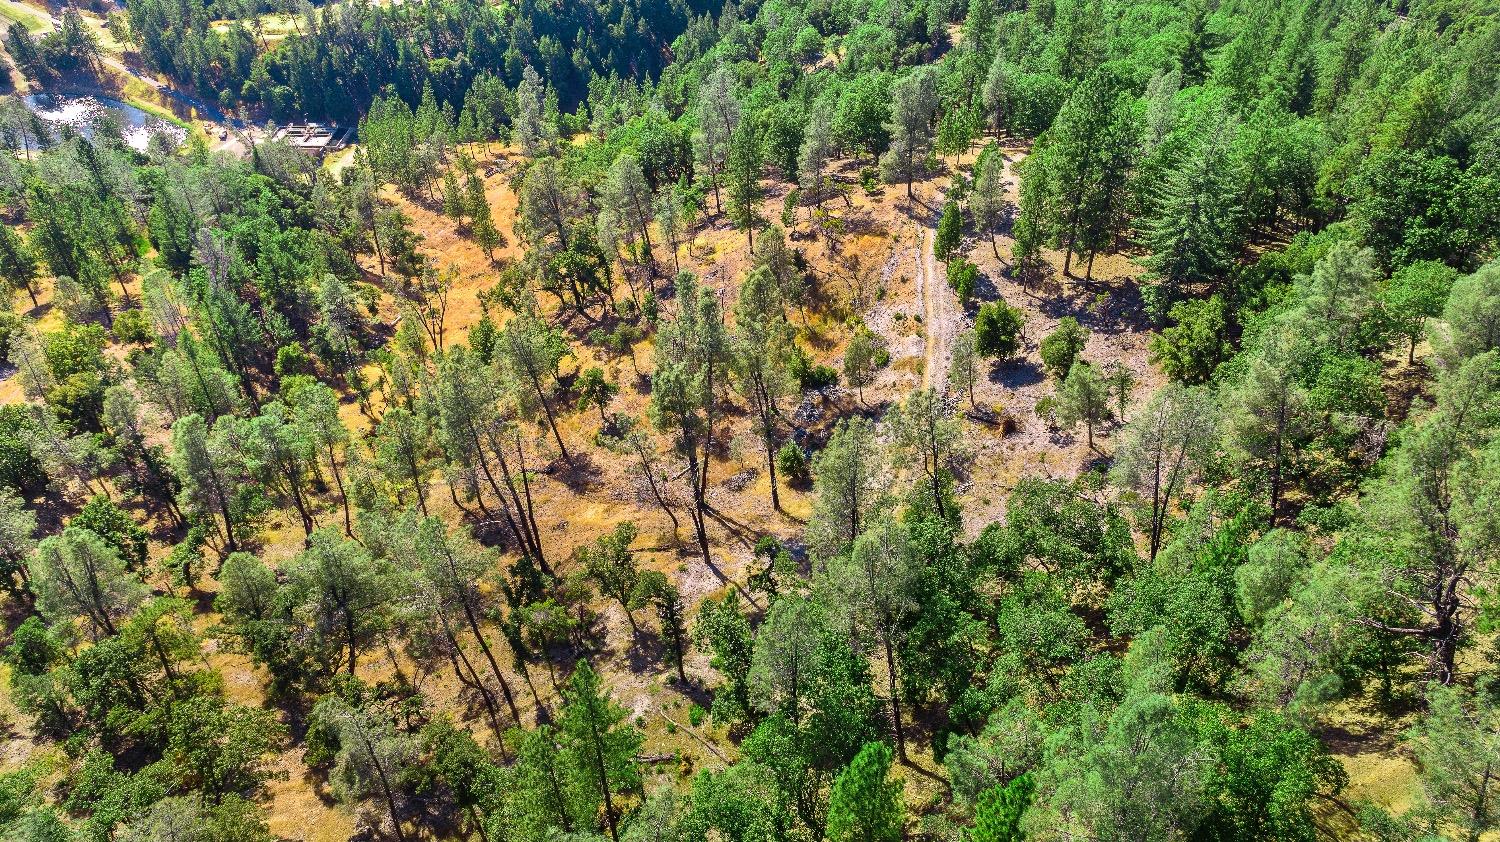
806, 416, 888, 560
649, 273, 729, 567
726, 125, 764, 249
826, 741, 905, 842
283, 529, 396, 676
934, 200, 962, 262
1014, 67, 1136, 277
636, 570, 689, 683
730, 266, 795, 510
1111, 384, 1218, 560
881, 66, 939, 201
1139, 109, 1246, 320
970, 149, 1013, 262
559, 660, 643, 842
493, 308, 572, 464
602, 152, 655, 267
843, 322, 887, 406
170, 413, 243, 553
949, 328, 981, 410
0, 224, 39, 308
1055, 362, 1111, 450
970, 774, 1034, 842
822, 518, 918, 758
442, 169, 467, 223
799, 99, 836, 209
695, 65, 742, 215
31, 526, 147, 637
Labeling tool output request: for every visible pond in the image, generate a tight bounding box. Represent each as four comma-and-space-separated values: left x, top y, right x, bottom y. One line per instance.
23, 92, 186, 152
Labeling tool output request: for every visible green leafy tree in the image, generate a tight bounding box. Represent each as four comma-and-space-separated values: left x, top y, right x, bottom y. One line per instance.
975, 301, 1024, 359
30, 526, 147, 637
697, 592, 755, 722
948, 259, 980, 304
164, 695, 285, 796
71, 495, 147, 571
576, 366, 619, 430
576, 521, 643, 633
1149, 296, 1231, 384
1384, 260, 1456, 364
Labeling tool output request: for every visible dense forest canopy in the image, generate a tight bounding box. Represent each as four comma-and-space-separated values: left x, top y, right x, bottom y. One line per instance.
0, 0, 1499, 838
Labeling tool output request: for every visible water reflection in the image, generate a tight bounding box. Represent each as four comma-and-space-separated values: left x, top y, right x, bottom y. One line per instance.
22, 93, 185, 151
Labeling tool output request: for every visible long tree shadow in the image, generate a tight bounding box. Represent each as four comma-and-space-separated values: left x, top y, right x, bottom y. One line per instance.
703, 504, 758, 552
679, 541, 762, 611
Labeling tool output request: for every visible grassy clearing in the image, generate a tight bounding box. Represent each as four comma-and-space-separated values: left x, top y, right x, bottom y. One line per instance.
0, 0, 50, 33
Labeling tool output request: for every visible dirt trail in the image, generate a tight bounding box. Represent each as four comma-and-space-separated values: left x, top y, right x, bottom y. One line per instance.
918, 190, 958, 391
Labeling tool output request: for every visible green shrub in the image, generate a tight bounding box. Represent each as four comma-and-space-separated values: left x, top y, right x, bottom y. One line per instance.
975, 301, 1025, 359
775, 440, 810, 485
1040, 317, 1088, 378
948, 259, 979, 303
